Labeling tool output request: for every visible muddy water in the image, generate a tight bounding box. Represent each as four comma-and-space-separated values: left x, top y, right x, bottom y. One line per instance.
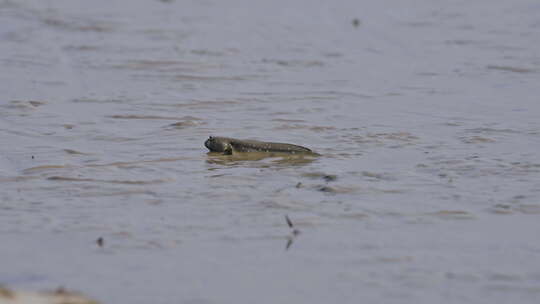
2, 0, 540, 303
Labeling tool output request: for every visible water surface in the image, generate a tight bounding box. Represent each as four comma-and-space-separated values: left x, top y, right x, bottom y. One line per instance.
1, 0, 540, 303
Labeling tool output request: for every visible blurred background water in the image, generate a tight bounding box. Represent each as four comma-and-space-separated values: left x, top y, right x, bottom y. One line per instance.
1, 0, 540, 303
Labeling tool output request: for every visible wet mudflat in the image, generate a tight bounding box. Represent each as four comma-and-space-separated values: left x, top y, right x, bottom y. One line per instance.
1, 0, 540, 303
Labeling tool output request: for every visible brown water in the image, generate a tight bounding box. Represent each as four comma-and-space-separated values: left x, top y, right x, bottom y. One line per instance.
2, 0, 540, 303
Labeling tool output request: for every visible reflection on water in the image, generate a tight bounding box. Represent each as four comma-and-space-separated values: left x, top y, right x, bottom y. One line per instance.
205, 151, 319, 167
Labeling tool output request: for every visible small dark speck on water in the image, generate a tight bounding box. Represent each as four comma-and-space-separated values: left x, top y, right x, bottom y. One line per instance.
285, 215, 301, 251
96, 237, 104, 247
317, 185, 336, 193
323, 175, 337, 182
285, 215, 294, 228
285, 238, 293, 251
285, 215, 301, 236
352, 18, 361, 27
31, 155, 34, 159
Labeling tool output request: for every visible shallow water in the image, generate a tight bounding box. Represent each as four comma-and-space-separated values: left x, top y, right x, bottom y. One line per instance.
1, 0, 540, 303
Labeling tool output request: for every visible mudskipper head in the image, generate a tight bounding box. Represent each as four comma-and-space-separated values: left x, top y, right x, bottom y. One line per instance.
205, 136, 229, 153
